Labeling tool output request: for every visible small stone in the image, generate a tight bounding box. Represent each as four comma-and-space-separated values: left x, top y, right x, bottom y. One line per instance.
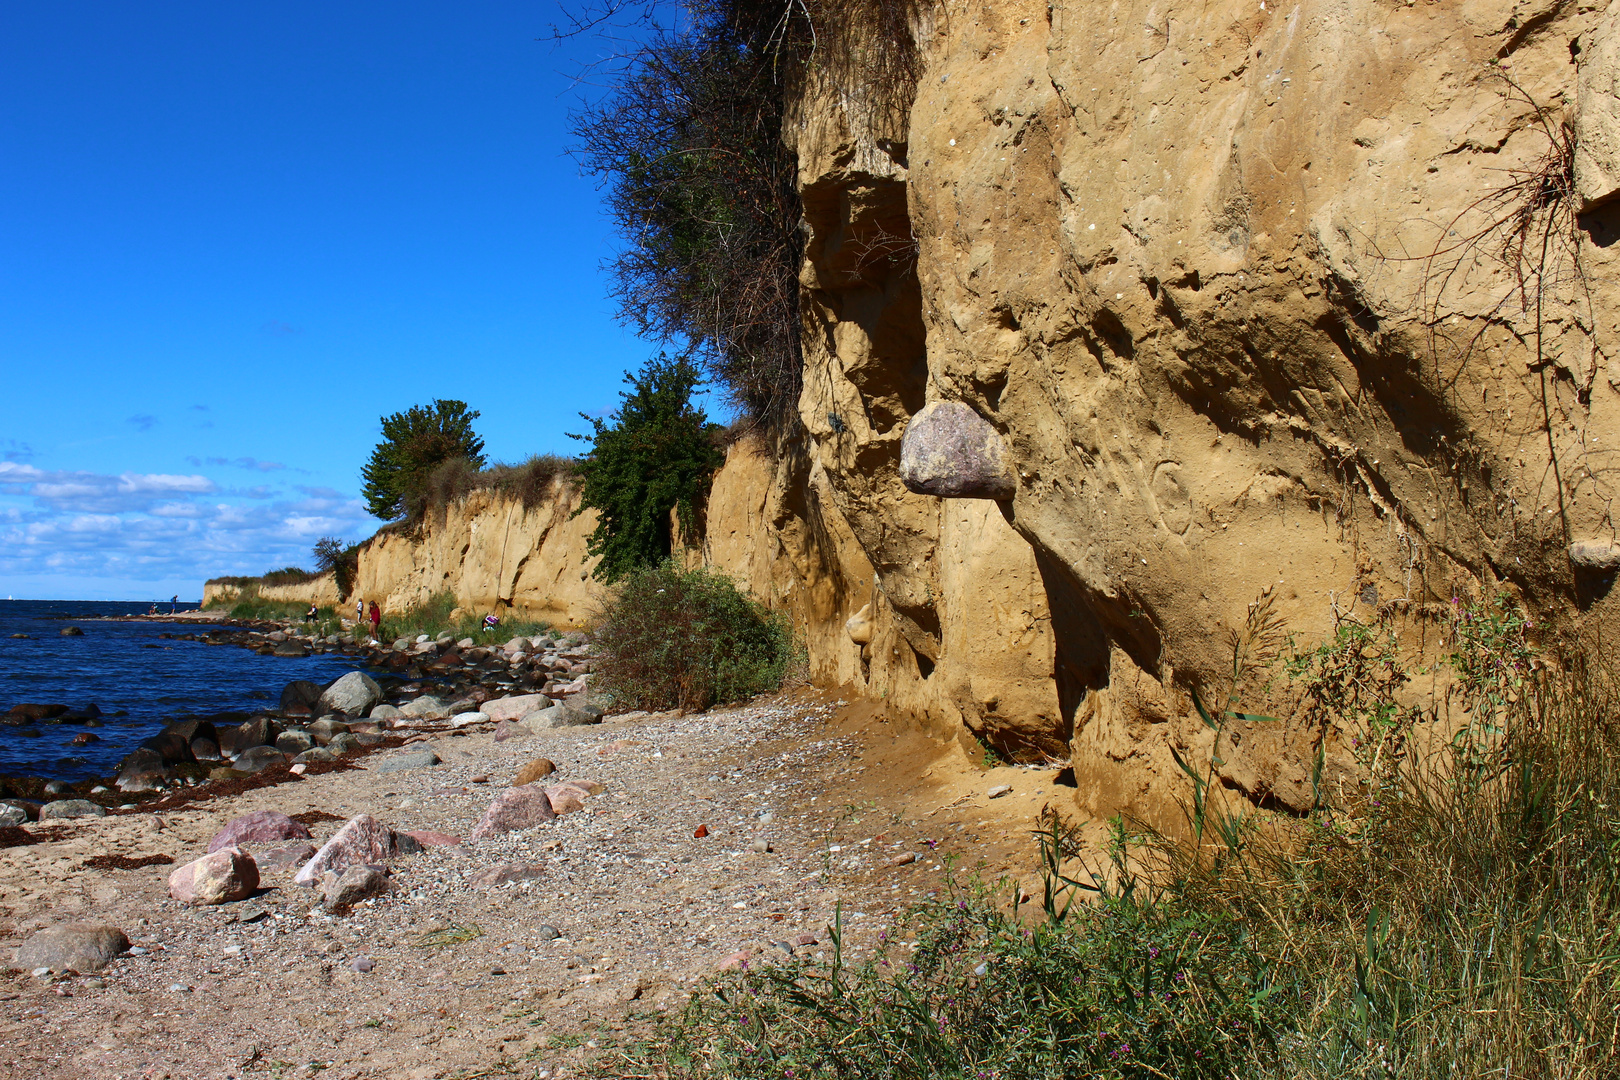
168, 983, 191, 993
536, 924, 561, 941
750, 840, 772, 853
492, 719, 532, 742
289, 763, 308, 775
987, 784, 1012, 799
479, 693, 550, 723
450, 711, 488, 728
469, 862, 547, 889
716, 948, 753, 972
322, 865, 390, 912
888, 852, 917, 866
82, 977, 106, 989
402, 830, 462, 847
693, 824, 709, 838
351, 955, 375, 973
470, 774, 489, 784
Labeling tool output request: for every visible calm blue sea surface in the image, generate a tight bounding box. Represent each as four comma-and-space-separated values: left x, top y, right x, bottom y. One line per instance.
0, 599, 368, 783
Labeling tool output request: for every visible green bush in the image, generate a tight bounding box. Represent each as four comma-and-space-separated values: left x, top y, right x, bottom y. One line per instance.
591, 561, 794, 712
361, 398, 486, 520
312, 536, 361, 599
571, 356, 725, 583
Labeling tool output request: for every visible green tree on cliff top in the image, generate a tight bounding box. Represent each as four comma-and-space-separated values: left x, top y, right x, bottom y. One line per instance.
570, 355, 723, 582
361, 399, 486, 520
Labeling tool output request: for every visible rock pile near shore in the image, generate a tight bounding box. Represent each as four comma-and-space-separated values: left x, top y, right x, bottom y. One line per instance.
7, 620, 603, 825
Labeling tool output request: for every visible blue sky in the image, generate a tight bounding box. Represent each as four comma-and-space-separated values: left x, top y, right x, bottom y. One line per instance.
0, 1, 682, 601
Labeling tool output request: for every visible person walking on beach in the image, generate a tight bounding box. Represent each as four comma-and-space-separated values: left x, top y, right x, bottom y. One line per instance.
170, 594, 178, 615
368, 600, 381, 639
356, 597, 364, 626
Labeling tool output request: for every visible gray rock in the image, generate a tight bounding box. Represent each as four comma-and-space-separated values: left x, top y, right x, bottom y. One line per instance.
322, 865, 390, 912
398, 695, 452, 719
536, 924, 561, 941
1570, 539, 1620, 572
898, 400, 1016, 500
275, 730, 315, 754
59, 626, 85, 637
524, 703, 594, 729
307, 718, 350, 745
351, 955, 376, 973
0, 805, 26, 827
229, 715, 281, 752
315, 672, 383, 717
562, 696, 606, 722
372, 750, 440, 774
39, 799, 105, 821
293, 746, 336, 763
115, 748, 174, 792
279, 680, 324, 714
469, 861, 547, 889
368, 703, 401, 721
328, 732, 360, 754
13, 923, 128, 973
272, 642, 308, 658
233, 745, 290, 774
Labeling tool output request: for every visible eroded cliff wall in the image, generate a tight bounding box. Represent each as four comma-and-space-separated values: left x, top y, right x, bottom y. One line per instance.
784, 0, 1620, 819
242, 0, 1620, 828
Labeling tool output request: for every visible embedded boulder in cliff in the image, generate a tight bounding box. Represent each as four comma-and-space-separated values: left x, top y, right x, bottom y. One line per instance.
898, 402, 1016, 500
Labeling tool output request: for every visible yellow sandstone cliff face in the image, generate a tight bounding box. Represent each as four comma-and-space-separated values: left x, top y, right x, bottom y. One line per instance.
785, 0, 1620, 819
265, 0, 1620, 825
352, 486, 605, 628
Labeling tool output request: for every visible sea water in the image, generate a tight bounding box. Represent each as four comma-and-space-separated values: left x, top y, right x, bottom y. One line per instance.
0, 599, 369, 783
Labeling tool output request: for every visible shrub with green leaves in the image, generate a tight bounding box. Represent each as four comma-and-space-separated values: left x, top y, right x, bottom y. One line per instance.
591, 561, 793, 712
361, 399, 486, 520
570, 356, 724, 584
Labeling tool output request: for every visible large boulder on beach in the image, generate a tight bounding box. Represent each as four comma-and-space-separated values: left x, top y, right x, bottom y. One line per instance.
232, 745, 289, 774
279, 680, 323, 716
168, 847, 259, 905
39, 799, 106, 821
207, 809, 312, 853
222, 715, 281, 755
397, 695, 452, 719
307, 717, 349, 745
13, 923, 128, 973
480, 694, 548, 723
138, 730, 190, 763
316, 672, 382, 717
115, 748, 173, 792
293, 814, 417, 887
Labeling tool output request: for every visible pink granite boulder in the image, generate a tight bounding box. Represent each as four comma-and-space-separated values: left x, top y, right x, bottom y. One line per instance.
469, 785, 557, 840
207, 809, 312, 853
293, 814, 415, 887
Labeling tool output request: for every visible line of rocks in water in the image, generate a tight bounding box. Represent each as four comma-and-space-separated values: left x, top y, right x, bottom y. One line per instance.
1, 623, 605, 826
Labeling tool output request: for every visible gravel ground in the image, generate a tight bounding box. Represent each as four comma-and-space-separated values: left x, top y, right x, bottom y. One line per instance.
0, 689, 1074, 1080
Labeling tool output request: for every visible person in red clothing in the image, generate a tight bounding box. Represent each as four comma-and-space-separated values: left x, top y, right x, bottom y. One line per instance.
368, 600, 381, 639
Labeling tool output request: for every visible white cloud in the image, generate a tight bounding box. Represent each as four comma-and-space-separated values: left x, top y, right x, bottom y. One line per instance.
0, 460, 371, 592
